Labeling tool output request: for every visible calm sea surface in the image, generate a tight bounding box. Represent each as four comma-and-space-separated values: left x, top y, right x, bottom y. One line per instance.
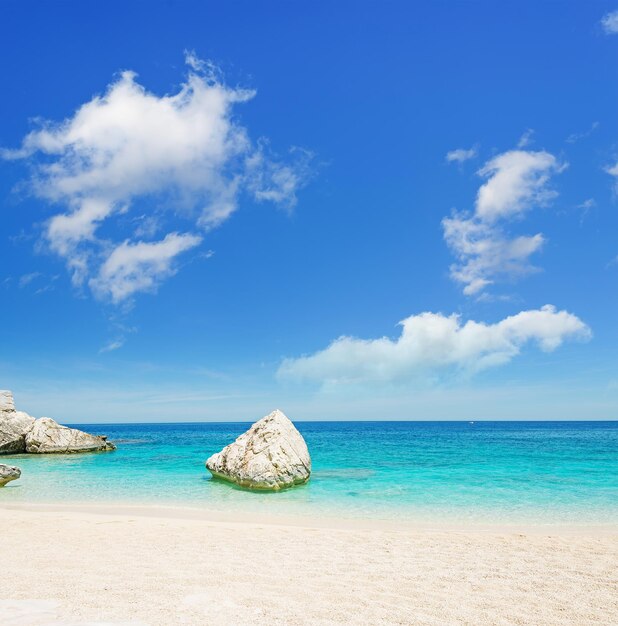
2, 421, 617, 524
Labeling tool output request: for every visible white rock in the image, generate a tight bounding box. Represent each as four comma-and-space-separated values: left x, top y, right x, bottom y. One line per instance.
24, 417, 115, 454
0, 463, 21, 486
0, 390, 115, 455
0, 391, 36, 454
205, 409, 311, 490
0, 411, 36, 454
0, 390, 16, 412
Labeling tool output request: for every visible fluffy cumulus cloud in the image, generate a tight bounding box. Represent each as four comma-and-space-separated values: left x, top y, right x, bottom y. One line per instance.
445, 146, 477, 164
3, 52, 311, 302
475, 150, 561, 221
278, 305, 590, 385
443, 149, 565, 295
601, 10, 618, 34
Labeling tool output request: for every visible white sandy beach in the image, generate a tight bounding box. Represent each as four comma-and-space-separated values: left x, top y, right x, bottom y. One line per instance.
1, 504, 616, 626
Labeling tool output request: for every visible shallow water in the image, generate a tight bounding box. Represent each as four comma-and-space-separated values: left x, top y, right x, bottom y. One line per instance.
2, 421, 617, 524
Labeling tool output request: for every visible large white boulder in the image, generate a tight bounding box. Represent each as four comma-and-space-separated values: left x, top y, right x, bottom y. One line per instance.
206, 409, 311, 490
24, 417, 115, 454
0, 390, 115, 455
0, 464, 21, 486
0, 391, 36, 454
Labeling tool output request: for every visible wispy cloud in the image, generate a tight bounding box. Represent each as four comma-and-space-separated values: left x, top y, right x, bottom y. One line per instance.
16, 272, 59, 294
278, 305, 591, 385
443, 149, 566, 295
18, 271, 42, 288
604, 160, 618, 194
34, 284, 55, 295
99, 339, 125, 354
566, 121, 599, 143
133, 214, 162, 239
517, 129, 534, 148
2, 51, 312, 304
445, 146, 477, 164
90, 232, 202, 303
601, 10, 618, 34
577, 198, 596, 223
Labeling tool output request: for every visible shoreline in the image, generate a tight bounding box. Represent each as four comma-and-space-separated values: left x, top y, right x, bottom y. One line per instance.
2, 500, 617, 536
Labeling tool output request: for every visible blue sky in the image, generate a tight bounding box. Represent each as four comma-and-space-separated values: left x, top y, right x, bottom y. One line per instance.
1, 1, 617, 422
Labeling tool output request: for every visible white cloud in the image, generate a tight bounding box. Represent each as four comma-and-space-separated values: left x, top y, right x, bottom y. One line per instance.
34, 284, 55, 296
133, 214, 162, 239
517, 128, 534, 148
184, 48, 211, 73
604, 161, 618, 198
443, 214, 544, 295
18, 271, 42, 288
476, 150, 563, 221
245, 145, 313, 208
445, 146, 477, 164
3, 52, 310, 302
605, 161, 618, 194
578, 198, 596, 210
99, 339, 125, 353
443, 149, 565, 295
601, 10, 618, 34
278, 305, 591, 385
607, 163, 618, 177
90, 232, 202, 303
566, 121, 599, 144
577, 198, 596, 222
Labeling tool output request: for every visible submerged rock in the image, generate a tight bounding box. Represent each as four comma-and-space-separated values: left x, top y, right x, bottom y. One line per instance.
0, 390, 115, 455
0, 464, 21, 486
205, 409, 311, 491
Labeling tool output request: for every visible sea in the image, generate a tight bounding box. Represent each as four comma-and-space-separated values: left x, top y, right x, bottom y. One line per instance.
2, 421, 617, 525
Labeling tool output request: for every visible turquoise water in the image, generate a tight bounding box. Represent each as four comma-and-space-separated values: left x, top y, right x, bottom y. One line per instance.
1, 421, 617, 524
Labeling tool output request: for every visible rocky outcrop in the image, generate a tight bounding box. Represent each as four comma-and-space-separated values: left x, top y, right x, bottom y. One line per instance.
0, 464, 21, 486
0, 391, 36, 454
0, 409, 36, 454
25, 417, 114, 454
206, 409, 311, 490
0, 391, 115, 455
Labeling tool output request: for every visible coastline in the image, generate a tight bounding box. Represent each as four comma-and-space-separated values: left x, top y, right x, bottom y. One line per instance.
3, 421, 617, 623
2, 503, 617, 625
2, 500, 617, 535
4, 420, 617, 534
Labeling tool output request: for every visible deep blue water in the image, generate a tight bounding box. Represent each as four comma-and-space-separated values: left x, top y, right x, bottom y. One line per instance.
2, 421, 617, 523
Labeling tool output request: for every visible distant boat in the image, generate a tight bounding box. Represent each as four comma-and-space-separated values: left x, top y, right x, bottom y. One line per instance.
469, 421, 475, 425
